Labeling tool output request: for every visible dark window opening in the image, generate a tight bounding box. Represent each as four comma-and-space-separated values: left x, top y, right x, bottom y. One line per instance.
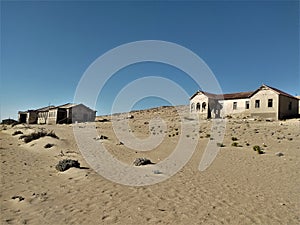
245, 101, 250, 109
196, 102, 201, 111
268, 99, 273, 108
233, 102, 237, 110
255, 100, 260, 108
191, 103, 195, 112
202, 102, 206, 111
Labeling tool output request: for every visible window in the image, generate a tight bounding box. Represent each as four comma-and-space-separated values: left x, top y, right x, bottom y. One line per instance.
245, 101, 250, 109
255, 100, 260, 108
288, 102, 292, 110
268, 99, 273, 108
233, 102, 237, 110
191, 103, 195, 112
196, 102, 201, 111
202, 102, 206, 111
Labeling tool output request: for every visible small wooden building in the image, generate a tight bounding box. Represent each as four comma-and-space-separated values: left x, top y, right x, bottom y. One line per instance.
19, 106, 54, 124
19, 103, 96, 124
44, 103, 97, 124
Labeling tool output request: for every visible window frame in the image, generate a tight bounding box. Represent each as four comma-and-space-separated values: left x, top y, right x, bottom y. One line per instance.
268, 99, 273, 108
255, 100, 260, 108
233, 102, 237, 110
245, 101, 250, 109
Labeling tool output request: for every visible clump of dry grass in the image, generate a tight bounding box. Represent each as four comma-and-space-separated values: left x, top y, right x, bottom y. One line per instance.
231, 142, 242, 147
12, 130, 23, 136
55, 159, 80, 172
19, 131, 59, 143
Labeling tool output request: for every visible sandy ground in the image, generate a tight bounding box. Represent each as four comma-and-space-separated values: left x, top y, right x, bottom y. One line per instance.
1, 106, 300, 224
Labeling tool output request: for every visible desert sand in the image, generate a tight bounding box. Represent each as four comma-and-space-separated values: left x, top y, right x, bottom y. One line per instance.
1, 106, 300, 224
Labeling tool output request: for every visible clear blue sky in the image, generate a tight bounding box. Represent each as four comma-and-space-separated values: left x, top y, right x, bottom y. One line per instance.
1, 1, 299, 120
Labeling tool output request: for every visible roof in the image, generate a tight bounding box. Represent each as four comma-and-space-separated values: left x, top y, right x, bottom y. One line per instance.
36, 105, 55, 112
18, 105, 55, 113
190, 90, 253, 100
56, 103, 79, 109
223, 91, 254, 100
19, 103, 96, 113
55, 103, 96, 112
190, 84, 297, 101
251, 84, 299, 100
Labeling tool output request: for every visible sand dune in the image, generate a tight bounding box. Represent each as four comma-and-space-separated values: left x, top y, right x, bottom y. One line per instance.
1, 106, 300, 224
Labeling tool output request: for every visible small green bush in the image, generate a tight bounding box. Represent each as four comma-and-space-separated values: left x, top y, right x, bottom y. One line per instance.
231, 137, 238, 141
253, 145, 260, 151
253, 145, 264, 154
205, 134, 211, 138
231, 142, 239, 147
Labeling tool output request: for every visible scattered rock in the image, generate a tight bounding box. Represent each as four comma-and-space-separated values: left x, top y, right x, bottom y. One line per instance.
44, 143, 54, 148
94, 135, 108, 140
98, 118, 110, 122
153, 170, 162, 174
275, 152, 284, 157
133, 158, 153, 166
11, 195, 25, 202
116, 141, 124, 145
127, 115, 134, 119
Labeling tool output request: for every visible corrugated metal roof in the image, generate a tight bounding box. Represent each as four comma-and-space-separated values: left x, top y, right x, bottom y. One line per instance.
56, 103, 79, 109
36, 105, 55, 111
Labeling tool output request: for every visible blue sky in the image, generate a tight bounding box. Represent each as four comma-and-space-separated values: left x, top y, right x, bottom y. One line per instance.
1, 1, 299, 120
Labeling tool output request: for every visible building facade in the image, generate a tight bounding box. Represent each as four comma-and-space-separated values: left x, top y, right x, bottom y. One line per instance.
19, 103, 96, 124
190, 85, 299, 120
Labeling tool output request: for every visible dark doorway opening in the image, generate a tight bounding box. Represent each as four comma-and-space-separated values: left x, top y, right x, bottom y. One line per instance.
19, 113, 27, 123
57, 109, 67, 124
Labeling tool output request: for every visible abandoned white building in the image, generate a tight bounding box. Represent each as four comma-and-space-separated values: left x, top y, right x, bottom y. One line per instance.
190, 84, 299, 120
18, 103, 96, 124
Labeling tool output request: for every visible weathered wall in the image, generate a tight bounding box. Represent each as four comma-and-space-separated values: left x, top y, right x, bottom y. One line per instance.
250, 89, 279, 119
220, 98, 251, 118
71, 105, 96, 123
27, 111, 38, 124
190, 93, 209, 119
37, 111, 48, 124
278, 95, 299, 119
46, 109, 58, 125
